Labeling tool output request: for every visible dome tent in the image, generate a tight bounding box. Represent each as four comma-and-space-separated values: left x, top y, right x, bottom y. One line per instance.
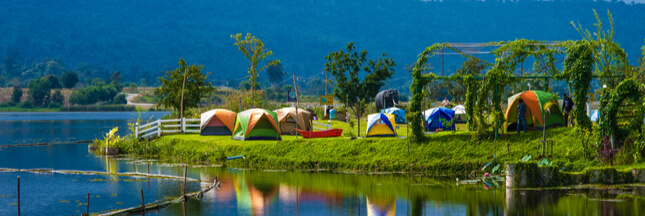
200, 109, 237, 135
505, 90, 565, 131
381, 107, 406, 124
273, 107, 312, 135
423, 107, 455, 131
232, 109, 281, 141
366, 113, 397, 137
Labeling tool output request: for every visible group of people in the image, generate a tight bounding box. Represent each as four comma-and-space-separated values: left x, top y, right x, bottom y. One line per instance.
516, 94, 574, 134
325, 106, 336, 120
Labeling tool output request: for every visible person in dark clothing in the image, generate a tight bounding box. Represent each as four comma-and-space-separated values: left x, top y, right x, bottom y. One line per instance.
517, 99, 527, 134
562, 94, 574, 127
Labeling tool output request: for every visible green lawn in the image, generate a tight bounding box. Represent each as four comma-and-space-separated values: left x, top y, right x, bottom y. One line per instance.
105, 123, 645, 174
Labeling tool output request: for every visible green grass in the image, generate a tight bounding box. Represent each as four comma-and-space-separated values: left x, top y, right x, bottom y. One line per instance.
0, 106, 60, 112
109, 125, 645, 174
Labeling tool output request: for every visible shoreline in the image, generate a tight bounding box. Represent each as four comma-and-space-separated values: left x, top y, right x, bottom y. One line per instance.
99, 126, 645, 177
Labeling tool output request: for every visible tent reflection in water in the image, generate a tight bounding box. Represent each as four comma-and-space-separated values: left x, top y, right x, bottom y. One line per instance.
366, 195, 396, 216
273, 107, 312, 135
200, 109, 237, 135
366, 113, 397, 137
505, 90, 565, 131
232, 109, 281, 141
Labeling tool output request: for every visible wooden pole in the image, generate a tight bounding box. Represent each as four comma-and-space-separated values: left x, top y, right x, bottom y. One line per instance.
183, 165, 187, 197
140, 189, 145, 215
325, 70, 328, 95
293, 75, 299, 139
86, 192, 90, 215
180, 69, 188, 133
17, 176, 20, 216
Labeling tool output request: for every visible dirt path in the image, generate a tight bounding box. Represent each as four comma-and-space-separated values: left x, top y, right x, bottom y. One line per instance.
125, 93, 155, 107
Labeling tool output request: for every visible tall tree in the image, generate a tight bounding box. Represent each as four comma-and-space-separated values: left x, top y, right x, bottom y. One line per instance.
155, 58, 215, 111
11, 86, 22, 104
231, 33, 279, 104
325, 42, 396, 136
60, 71, 79, 88
27, 77, 53, 106
266, 62, 285, 86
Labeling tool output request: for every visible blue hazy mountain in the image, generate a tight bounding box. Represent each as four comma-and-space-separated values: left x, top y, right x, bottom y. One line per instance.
1, 0, 644, 90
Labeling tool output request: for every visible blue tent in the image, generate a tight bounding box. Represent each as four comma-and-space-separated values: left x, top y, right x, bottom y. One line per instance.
590, 110, 599, 122
423, 107, 455, 131
381, 107, 406, 124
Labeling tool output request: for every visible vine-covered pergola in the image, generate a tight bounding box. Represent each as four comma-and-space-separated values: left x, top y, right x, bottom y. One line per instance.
409, 39, 643, 149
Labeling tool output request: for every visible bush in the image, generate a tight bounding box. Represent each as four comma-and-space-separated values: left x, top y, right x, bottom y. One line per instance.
52, 90, 64, 104
11, 86, 22, 103
48, 102, 62, 109
0, 102, 13, 107
19, 101, 34, 108
112, 94, 127, 104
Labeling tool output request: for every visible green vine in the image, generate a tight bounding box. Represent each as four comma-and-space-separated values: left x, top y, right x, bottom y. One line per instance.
558, 41, 594, 131
598, 79, 644, 147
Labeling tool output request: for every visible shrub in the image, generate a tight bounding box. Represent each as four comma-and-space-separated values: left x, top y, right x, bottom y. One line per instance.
112, 94, 127, 104
52, 90, 64, 104
19, 101, 34, 108
11, 86, 22, 103
48, 102, 62, 109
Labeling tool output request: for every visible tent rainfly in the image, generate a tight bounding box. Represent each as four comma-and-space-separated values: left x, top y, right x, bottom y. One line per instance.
381, 107, 406, 124
273, 107, 313, 135
200, 109, 237, 135
505, 90, 565, 131
366, 113, 397, 137
232, 109, 281, 141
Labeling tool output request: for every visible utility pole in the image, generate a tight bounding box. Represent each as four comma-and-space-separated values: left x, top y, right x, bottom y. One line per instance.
293, 75, 300, 139
179, 69, 188, 133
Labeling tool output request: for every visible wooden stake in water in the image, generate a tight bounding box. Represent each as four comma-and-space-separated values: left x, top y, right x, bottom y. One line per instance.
140, 189, 145, 215
17, 176, 20, 216
86, 192, 90, 215
183, 165, 187, 197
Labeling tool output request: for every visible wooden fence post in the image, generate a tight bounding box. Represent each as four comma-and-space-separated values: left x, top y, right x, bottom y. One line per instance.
135, 122, 139, 138
182, 118, 186, 134
157, 119, 161, 137
328, 120, 331, 130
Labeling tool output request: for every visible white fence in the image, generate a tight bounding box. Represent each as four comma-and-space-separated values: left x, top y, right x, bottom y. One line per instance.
313, 121, 331, 131
135, 118, 200, 139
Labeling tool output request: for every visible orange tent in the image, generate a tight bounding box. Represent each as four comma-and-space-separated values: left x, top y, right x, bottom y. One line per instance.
200, 109, 237, 135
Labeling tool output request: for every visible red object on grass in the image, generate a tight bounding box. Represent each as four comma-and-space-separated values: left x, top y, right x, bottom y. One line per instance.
295, 129, 343, 138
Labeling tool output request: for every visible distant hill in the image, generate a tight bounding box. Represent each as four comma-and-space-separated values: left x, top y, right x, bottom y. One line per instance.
1, 0, 644, 93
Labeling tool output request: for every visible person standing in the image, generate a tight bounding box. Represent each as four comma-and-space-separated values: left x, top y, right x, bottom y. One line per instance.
517, 99, 527, 134
562, 94, 574, 127
329, 106, 336, 120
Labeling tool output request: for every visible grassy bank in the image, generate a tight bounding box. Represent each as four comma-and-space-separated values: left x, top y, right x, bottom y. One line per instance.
104, 122, 645, 174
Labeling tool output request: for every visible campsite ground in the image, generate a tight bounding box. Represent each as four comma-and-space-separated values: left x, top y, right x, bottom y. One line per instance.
104, 119, 645, 175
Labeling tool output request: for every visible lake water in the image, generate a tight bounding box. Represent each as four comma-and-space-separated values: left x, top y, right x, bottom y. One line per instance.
0, 112, 169, 145
1, 112, 644, 215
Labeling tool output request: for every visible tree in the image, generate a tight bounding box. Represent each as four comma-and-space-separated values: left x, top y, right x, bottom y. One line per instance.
155, 58, 215, 111
52, 90, 64, 104
111, 71, 122, 84
112, 94, 127, 104
324, 42, 396, 136
44, 74, 62, 89
266, 62, 285, 86
60, 71, 79, 88
27, 77, 53, 106
231, 33, 279, 104
11, 86, 22, 103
